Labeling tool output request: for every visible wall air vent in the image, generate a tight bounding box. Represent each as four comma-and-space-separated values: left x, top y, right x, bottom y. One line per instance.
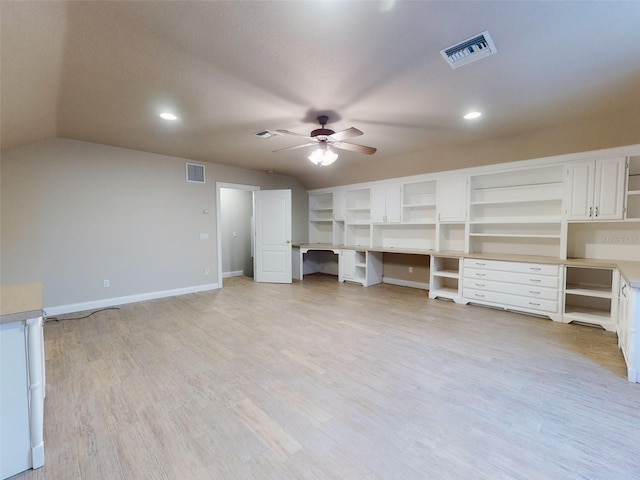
186, 163, 205, 183
440, 30, 497, 69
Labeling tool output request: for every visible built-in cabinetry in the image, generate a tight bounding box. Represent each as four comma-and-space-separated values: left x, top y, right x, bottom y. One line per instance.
0, 284, 45, 479
346, 188, 372, 246
462, 258, 563, 321
429, 255, 462, 303
309, 192, 334, 244
371, 183, 401, 223
437, 176, 467, 222
617, 276, 639, 382
564, 265, 618, 331
564, 157, 626, 221
625, 155, 640, 219
339, 249, 383, 287
468, 165, 564, 258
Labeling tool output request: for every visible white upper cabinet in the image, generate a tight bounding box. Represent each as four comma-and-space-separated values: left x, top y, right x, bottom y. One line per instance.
333, 189, 346, 221
437, 176, 467, 222
564, 157, 626, 221
371, 183, 401, 223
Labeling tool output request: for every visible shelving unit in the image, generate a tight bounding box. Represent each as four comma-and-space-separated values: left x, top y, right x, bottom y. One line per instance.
339, 249, 383, 286
436, 223, 466, 252
402, 180, 437, 223
345, 188, 371, 246
468, 166, 564, 257
429, 256, 462, 302
309, 192, 334, 244
626, 155, 640, 219
564, 266, 617, 331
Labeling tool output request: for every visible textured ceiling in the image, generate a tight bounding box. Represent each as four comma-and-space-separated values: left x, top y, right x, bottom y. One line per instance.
2, 1, 640, 189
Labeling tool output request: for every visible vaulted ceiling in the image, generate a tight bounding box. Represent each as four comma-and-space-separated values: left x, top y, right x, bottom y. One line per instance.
2, 1, 640, 189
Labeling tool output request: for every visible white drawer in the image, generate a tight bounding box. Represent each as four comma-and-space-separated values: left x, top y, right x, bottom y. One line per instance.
463, 278, 558, 301
464, 288, 558, 314
463, 258, 560, 276
464, 268, 560, 289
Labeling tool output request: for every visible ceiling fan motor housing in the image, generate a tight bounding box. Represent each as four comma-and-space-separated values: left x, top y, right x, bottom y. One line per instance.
310, 115, 334, 138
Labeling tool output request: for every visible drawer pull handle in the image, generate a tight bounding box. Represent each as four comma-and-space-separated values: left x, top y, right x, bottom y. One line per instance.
529, 267, 541, 271
529, 279, 541, 283
475, 273, 486, 277
529, 290, 541, 295
476, 262, 486, 266
475, 283, 486, 287
528, 302, 540, 306
475, 293, 485, 298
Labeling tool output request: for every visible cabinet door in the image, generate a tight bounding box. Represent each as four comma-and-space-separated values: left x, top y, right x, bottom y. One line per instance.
385, 183, 401, 223
564, 161, 595, 220
339, 249, 355, 280
371, 184, 401, 223
371, 185, 386, 223
593, 157, 625, 220
333, 190, 345, 221
437, 176, 467, 222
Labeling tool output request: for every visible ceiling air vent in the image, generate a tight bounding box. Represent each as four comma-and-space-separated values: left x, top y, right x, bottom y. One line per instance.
440, 30, 497, 69
186, 163, 205, 183
255, 130, 281, 139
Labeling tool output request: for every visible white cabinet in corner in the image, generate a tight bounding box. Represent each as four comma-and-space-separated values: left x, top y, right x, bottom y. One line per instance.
338, 249, 383, 287
618, 277, 640, 382
564, 157, 626, 221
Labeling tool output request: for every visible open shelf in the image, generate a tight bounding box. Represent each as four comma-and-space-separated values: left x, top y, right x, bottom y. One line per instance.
372, 223, 435, 250
564, 266, 614, 328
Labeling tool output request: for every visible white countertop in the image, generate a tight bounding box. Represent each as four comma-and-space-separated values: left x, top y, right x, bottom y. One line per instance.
295, 244, 640, 288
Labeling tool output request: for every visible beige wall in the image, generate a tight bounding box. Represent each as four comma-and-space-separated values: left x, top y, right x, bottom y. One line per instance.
0, 138, 308, 309
383, 253, 430, 285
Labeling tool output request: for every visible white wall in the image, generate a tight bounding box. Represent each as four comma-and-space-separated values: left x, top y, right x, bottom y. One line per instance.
0, 138, 308, 310
220, 188, 253, 277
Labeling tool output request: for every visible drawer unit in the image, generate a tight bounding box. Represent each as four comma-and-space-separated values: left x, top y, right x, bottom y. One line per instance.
464, 268, 560, 289
463, 278, 558, 301
463, 259, 563, 321
463, 258, 559, 276
464, 288, 559, 315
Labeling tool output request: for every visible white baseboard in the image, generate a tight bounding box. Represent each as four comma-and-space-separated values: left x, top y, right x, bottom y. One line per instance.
222, 270, 244, 279
44, 283, 220, 316
383, 277, 429, 290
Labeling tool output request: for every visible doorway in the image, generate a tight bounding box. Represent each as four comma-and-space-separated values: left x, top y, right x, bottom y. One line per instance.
216, 182, 260, 287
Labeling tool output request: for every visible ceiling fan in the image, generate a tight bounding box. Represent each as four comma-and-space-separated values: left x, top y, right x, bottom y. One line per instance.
274, 115, 377, 166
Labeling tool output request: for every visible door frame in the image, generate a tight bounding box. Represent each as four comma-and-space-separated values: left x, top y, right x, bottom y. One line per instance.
216, 182, 260, 288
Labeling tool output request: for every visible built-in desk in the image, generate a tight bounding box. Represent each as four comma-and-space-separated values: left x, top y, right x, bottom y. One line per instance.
0, 283, 45, 479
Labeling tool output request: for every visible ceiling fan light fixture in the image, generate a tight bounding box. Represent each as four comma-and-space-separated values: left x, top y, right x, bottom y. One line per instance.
464, 111, 482, 120
308, 146, 338, 166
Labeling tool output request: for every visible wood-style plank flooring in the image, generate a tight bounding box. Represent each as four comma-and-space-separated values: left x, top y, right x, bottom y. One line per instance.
11, 274, 640, 479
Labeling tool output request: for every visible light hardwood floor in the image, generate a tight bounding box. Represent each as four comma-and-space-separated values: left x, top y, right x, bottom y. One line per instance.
12, 274, 640, 479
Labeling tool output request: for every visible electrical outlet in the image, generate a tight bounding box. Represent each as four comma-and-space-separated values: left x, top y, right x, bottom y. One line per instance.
103, 279, 110, 288
204, 268, 210, 276
409, 267, 413, 273
200, 233, 209, 240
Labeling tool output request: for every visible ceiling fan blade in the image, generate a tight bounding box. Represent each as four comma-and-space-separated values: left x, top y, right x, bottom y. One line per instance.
275, 129, 313, 140
333, 141, 377, 155
329, 127, 363, 141
273, 142, 317, 153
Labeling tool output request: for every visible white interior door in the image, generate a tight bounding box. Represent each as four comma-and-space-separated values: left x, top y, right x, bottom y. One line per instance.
254, 189, 292, 283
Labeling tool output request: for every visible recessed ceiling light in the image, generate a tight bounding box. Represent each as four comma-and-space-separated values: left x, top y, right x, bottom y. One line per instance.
464, 111, 482, 120
159, 112, 178, 120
